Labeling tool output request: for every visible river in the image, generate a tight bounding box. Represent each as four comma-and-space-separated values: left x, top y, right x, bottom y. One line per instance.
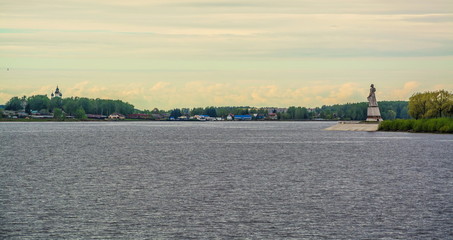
0, 121, 452, 239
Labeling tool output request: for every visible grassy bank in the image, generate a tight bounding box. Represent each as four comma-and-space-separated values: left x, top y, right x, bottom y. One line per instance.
378, 118, 453, 133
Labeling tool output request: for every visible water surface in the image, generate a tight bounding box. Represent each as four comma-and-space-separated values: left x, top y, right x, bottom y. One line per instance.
1, 122, 452, 239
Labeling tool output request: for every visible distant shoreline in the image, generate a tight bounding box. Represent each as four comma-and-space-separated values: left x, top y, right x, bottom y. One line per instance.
0, 118, 340, 122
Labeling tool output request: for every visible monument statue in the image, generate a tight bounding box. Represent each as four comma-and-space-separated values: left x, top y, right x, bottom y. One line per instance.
366, 84, 383, 121
367, 84, 378, 106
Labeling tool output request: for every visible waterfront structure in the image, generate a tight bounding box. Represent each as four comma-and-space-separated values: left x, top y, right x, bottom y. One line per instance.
86, 114, 107, 119
234, 115, 252, 121
127, 114, 153, 119
267, 113, 278, 120
366, 84, 383, 121
194, 115, 209, 120
51, 86, 62, 98
108, 113, 126, 120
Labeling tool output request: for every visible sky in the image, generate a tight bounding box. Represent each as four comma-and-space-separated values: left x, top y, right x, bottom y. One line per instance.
1, 0, 452, 110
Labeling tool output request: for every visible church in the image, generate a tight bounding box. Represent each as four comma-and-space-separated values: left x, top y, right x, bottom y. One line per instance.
51, 86, 62, 98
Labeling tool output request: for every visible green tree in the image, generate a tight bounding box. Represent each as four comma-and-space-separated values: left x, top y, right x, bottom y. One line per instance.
5, 96, 23, 111
170, 109, 182, 118
385, 110, 397, 120
74, 107, 87, 120
215, 107, 230, 117
409, 92, 428, 119
53, 108, 65, 120
232, 107, 249, 115
63, 98, 79, 116
409, 90, 452, 119
78, 97, 93, 113
27, 95, 50, 112
190, 107, 204, 116
278, 112, 291, 120
399, 106, 409, 119
25, 103, 31, 114
426, 90, 451, 118
294, 107, 307, 119
446, 98, 453, 117
49, 96, 63, 111
204, 107, 217, 117
287, 106, 296, 119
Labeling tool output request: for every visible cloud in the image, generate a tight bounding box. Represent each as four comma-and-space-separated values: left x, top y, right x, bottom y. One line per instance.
387, 81, 422, 100
65, 81, 90, 97
1, 0, 452, 108
158, 81, 367, 108
2, 0, 453, 61
0, 78, 450, 110
403, 14, 453, 23
150, 82, 170, 91
0, 91, 14, 103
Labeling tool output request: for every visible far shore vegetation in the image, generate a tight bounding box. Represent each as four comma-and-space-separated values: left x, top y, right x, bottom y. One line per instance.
1, 92, 409, 121
378, 90, 453, 133
378, 118, 453, 133
1, 89, 452, 134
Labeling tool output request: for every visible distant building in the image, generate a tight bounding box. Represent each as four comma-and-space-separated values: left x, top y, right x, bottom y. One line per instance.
178, 116, 188, 120
127, 114, 152, 119
194, 115, 209, 121
86, 114, 107, 119
51, 86, 62, 98
30, 114, 53, 119
267, 113, 278, 120
151, 113, 164, 120
255, 114, 265, 120
234, 115, 252, 121
108, 113, 125, 120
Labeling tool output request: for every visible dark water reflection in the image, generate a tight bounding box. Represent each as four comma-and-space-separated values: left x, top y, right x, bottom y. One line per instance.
1, 122, 452, 239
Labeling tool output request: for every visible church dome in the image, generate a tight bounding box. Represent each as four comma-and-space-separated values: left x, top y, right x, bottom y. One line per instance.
52, 86, 62, 98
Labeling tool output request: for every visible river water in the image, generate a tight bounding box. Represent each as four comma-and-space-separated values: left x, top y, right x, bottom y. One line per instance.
0, 122, 452, 239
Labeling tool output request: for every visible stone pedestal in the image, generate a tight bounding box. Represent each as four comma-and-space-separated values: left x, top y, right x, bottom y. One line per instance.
366, 106, 383, 121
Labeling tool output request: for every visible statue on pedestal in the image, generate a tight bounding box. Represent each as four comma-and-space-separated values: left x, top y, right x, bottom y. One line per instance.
367, 84, 378, 107
366, 84, 383, 121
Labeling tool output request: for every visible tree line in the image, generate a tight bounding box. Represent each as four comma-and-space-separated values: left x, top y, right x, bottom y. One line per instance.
379, 90, 453, 133
4, 90, 451, 121
408, 90, 453, 119
3, 95, 135, 119
2, 96, 412, 121
166, 101, 411, 120
168, 106, 268, 119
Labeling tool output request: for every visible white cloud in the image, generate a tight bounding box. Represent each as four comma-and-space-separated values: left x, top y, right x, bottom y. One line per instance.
387, 81, 421, 100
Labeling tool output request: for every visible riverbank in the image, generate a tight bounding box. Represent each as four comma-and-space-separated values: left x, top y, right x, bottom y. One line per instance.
378, 118, 453, 133
0, 118, 78, 122
0, 118, 159, 122
324, 121, 379, 131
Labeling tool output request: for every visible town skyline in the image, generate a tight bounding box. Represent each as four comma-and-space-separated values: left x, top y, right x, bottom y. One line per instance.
1, 0, 453, 109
